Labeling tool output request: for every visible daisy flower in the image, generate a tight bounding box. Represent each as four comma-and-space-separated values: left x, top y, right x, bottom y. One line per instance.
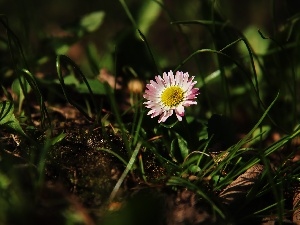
143, 70, 199, 123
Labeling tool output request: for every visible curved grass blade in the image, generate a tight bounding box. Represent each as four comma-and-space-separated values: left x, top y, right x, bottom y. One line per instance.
56, 55, 98, 121
154, 3, 215, 111
137, 29, 159, 75
119, 1, 160, 74
20, 69, 52, 129
171, 20, 263, 117
1, 15, 32, 119
173, 46, 281, 128
0, 15, 29, 70
174, 48, 258, 96
119, 0, 138, 28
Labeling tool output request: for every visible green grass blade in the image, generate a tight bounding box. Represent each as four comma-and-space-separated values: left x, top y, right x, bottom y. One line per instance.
20, 69, 52, 129
213, 92, 279, 189
104, 83, 131, 153
109, 141, 142, 202
56, 55, 97, 121
96, 147, 128, 166
137, 29, 159, 75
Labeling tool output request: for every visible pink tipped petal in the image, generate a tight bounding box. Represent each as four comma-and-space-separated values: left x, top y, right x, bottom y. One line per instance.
182, 100, 197, 106
186, 93, 198, 100
155, 76, 165, 89
175, 105, 185, 116
158, 110, 173, 123
149, 80, 160, 91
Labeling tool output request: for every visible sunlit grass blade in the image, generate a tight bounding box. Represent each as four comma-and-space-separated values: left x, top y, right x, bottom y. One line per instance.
212, 92, 279, 189
109, 141, 142, 202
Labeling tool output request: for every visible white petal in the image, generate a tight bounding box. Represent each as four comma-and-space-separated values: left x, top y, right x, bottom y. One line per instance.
176, 113, 182, 121
175, 71, 183, 86
163, 72, 170, 87
158, 110, 173, 123
169, 70, 175, 86
175, 105, 185, 116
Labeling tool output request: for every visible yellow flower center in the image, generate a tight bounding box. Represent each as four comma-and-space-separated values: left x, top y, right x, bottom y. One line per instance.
161, 86, 184, 107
